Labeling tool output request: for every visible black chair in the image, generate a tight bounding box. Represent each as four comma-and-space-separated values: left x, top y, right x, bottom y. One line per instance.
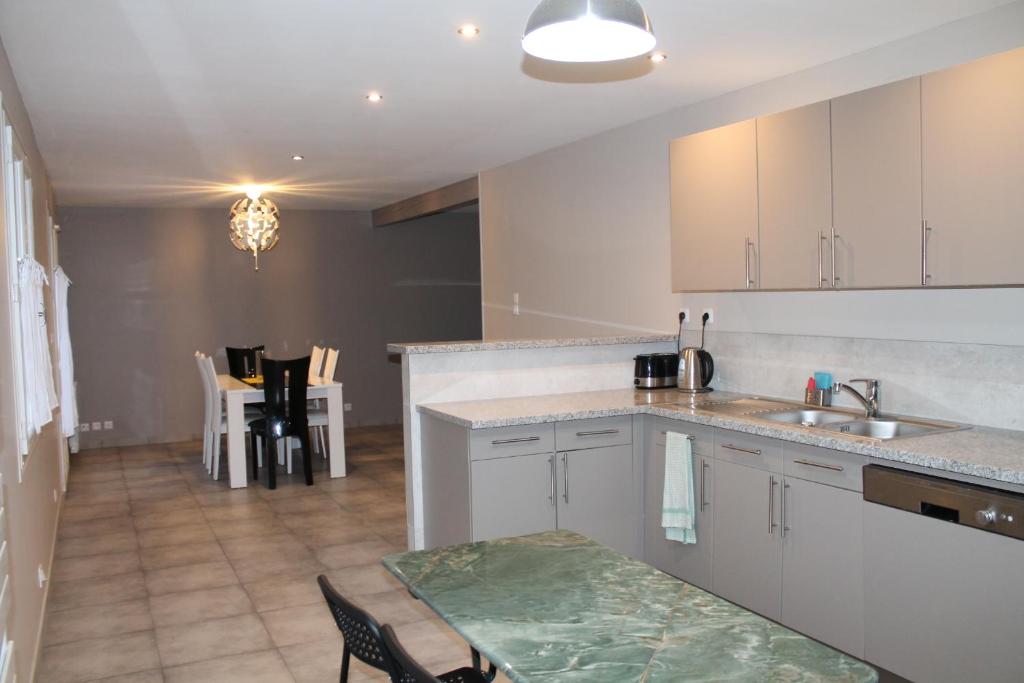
380, 623, 488, 683
316, 576, 490, 683
248, 356, 313, 489
225, 345, 265, 379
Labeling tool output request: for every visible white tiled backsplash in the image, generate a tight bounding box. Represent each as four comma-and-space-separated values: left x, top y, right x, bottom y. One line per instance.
683, 330, 1024, 431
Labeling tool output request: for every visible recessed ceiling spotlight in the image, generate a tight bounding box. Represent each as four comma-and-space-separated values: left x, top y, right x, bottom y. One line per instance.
291, 154, 304, 161
457, 24, 480, 38
366, 91, 383, 103
648, 52, 668, 63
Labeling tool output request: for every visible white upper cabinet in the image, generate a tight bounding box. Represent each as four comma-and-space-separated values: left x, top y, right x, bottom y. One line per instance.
671, 120, 759, 292
756, 102, 833, 290
922, 48, 1024, 286
830, 77, 922, 288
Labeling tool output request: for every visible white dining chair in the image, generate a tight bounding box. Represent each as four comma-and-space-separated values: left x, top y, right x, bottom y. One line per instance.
309, 347, 337, 458
309, 345, 325, 384
195, 351, 214, 470
198, 352, 262, 480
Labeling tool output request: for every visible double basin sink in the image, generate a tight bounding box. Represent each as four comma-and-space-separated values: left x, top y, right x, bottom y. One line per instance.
699, 398, 964, 441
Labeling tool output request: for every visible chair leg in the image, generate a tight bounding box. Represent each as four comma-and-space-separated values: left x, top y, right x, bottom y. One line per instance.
287, 437, 294, 475
266, 437, 278, 490
311, 425, 320, 454
201, 427, 211, 469
299, 430, 314, 486
317, 425, 327, 459
256, 437, 263, 467
340, 645, 350, 683
211, 431, 222, 480
250, 430, 260, 480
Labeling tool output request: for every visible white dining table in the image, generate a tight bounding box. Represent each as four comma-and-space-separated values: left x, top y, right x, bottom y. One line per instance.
216, 374, 347, 488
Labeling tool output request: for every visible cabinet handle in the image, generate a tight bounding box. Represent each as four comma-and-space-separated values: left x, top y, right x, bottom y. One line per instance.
561, 453, 569, 504
782, 481, 791, 537
575, 429, 618, 437
920, 220, 932, 286
830, 225, 840, 288
491, 436, 541, 445
548, 455, 556, 506
744, 238, 755, 289
792, 458, 844, 472
768, 476, 778, 536
659, 432, 695, 441
817, 231, 829, 288
699, 458, 710, 510
721, 443, 761, 456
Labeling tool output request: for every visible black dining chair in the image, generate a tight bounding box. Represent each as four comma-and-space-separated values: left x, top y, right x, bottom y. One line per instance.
316, 575, 490, 683
248, 356, 313, 489
381, 623, 489, 683
225, 345, 265, 379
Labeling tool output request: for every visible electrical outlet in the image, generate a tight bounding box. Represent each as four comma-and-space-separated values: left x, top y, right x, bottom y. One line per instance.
343, 403, 352, 412
701, 308, 715, 325
80, 423, 90, 432
103, 421, 113, 430
91, 421, 102, 431
513, 292, 520, 316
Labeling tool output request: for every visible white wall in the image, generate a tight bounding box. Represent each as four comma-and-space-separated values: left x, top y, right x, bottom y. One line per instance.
480, 2, 1024, 349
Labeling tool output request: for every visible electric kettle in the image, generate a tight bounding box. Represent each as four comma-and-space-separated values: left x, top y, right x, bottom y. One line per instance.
678, 347, 714, 393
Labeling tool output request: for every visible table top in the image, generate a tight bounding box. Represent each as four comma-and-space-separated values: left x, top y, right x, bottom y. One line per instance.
216, 374, 341, 394
382, 530, 877, 683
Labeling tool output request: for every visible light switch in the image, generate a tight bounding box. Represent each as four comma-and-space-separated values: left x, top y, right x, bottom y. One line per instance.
91, 421, 102, 431
103, 421, 113, 430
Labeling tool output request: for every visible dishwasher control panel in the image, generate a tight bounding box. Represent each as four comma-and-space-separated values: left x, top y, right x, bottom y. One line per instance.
864, 465, 1024, 541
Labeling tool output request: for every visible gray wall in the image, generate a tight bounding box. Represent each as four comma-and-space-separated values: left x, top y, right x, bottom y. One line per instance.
58, 206, 481, 448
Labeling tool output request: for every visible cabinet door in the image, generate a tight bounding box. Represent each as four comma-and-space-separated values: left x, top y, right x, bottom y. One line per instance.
831, 77, 922, 288
780, 477, 864, 657
471, 453, 556, 541
757, 102, 833, 290
711, 459, 782, 620
643, 437, 713, 590
670, 120, 759, 291
557, 445, 638, 557
922, 48, 1024, 286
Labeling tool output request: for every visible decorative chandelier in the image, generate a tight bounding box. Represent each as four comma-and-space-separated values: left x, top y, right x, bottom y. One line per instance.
229, 188, 280, 271
522, 0, 656, 63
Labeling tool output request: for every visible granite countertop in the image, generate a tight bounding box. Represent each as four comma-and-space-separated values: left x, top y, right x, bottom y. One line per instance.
386, 334, 677, 354
418, 388, 1024, 486
382, 530, 877, 683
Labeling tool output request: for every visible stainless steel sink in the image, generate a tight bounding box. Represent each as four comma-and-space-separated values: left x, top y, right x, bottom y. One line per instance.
822, 417, 960, 440
759, 409, 856, 427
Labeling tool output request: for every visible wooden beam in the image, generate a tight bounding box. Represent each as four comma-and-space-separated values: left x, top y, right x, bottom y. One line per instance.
372, 176, 478, 227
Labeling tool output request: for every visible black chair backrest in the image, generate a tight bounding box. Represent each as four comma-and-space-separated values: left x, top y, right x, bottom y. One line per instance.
225, 345, 265, 378
317, 575, 390, 674
380, 623, 441, 683
262, 357, 311, 427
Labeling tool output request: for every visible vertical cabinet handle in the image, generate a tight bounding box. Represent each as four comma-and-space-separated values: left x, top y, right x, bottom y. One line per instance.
561, 453, 569, 504
768, 476, 778, 536
744, 238, 755, 289
548, 455, 555, 506
921, 220, 932, 286
830, 225, 840, 288
782, 481, 791, 537
699, 459, 710, 510
817, 231, 828, 288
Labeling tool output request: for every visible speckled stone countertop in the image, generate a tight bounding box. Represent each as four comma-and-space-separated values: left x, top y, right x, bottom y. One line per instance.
383, 530, 877, 683
386, 334, 677, 354
418, 388, 1024, 486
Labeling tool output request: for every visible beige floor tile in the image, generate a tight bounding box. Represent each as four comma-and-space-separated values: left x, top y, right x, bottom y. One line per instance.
242, 573, 325, 613
63, 488, 131, 506
127, 482, 193, 502
231, 554, 326, 584
315, 476, 377, 494
43, 598, 153, 646
256, 482, 323, 500
56, 531, 138, 560
145, 560, 239, 596
200, 501, 273, 522
326, 563, 404, 597
155, 613, 273, 667
149, 584, 254, 627
37, 631, 161, 683
129, 495, 198, 517
279, 638, 392, 683
260, 602, 339, 648
132, 507, 206, 531
349, 589, 438, 627
66, 478, 128, 496
314, 538, 398, 569
137, 522, 216, 549
84, 670, 164, 683
47, 572, 148, 612
67, 469, 124, 485
219, 533, 308, 562
267, 493, 340, 515
139, 541, 226, 570
392, 618, 473, 669
292, 522, 382, 549
73, 448, 121, 463
59, 515, 136, 540
191, 488, 265, 507
53, 551, 141, 583
162, 649, 294, 683
208, 517, 290, 540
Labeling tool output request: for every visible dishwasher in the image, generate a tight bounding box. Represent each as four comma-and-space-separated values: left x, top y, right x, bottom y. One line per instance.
862, 465, 1024, 683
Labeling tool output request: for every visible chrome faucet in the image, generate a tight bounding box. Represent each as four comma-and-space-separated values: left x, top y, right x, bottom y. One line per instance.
832, 379, 881, 418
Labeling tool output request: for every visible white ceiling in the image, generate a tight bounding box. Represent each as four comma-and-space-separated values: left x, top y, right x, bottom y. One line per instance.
0, 0, 1014, 210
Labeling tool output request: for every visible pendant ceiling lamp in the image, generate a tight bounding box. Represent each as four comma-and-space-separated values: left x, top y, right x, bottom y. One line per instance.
522, 0, 656, 63
229, 188, 280, 271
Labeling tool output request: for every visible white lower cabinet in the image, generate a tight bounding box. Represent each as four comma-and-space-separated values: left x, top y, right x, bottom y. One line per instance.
556, 444, 639, 557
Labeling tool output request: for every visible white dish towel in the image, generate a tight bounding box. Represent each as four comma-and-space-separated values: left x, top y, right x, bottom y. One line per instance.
662, 431, 696, 544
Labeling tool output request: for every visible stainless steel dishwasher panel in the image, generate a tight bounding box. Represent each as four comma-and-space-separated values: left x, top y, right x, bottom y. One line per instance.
863, 465, 1024, 683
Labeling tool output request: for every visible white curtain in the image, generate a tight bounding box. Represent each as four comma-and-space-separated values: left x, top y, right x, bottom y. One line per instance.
18, 258, 57, 437
53, 267, 78, 437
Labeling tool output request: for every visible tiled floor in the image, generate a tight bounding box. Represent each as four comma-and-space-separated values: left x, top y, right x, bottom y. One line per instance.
40, 426, 491, 683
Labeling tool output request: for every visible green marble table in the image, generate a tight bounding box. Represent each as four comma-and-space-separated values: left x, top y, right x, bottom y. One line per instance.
382, 530, 877, 682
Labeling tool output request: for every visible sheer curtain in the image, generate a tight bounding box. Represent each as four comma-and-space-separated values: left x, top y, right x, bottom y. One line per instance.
18, 258, 57, 436
53, 266, 77, 437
